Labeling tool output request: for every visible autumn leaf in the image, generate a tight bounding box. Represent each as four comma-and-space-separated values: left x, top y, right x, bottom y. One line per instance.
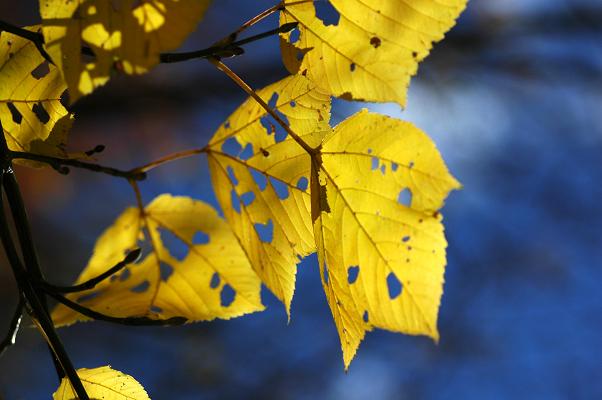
207, 75, 331, 316
311, 109, 460, 368
0, 26, 74, 157
52, 194, 264, 326
280, 0, 467, 106
40, 0, 211, 102
53, 366, 149, 400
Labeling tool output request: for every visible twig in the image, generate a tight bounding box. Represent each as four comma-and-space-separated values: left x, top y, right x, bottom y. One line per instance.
160, 22, 298, 63
0, 300, 23, 358
48, 292, 187, 327
39, 249, 141, 294
209, 58, 315, 154
9, 151, 146, 181
132, 148, 206, 174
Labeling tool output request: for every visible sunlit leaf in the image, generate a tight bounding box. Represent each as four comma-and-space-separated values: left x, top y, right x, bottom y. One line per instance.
40, 0, 211, 102
53, 366, 149, 400
207, 75, 331, 316
0, 26, 74, 157
52, 194, 264, 326
311, 110, 460, 368
280, 0, 467, 106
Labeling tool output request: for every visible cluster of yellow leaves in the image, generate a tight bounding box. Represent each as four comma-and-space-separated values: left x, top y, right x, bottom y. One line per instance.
53, 366, 149, 400
1, 0, 468, 395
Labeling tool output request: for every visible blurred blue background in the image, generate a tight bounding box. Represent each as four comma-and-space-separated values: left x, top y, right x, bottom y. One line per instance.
1, 0, 601, 398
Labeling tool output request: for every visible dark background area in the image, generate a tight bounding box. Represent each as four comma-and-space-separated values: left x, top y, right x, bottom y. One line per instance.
1, 0, 601, 398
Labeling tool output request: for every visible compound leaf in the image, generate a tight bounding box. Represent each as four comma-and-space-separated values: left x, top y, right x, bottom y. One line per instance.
40, 0, 211, 102
53, 366, 149, 400
207, 75, 331, 316
280, 0, 468, 106
311, 110, 460, 368
52, 194, 264, 326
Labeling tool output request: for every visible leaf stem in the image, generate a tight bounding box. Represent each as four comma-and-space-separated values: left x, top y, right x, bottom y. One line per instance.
48, 292, 187, 327
0, 300, 24, 358
39, 249, 141, 294
209, 58, 315, 154
9, 151, 146, 181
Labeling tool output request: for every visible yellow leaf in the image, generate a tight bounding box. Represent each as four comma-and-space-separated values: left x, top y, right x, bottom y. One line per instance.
40, 0, 211, 102
280, 0, 467, 106
0, 27, 73, 156
52, 194, 264, 326
207, 75, 331, 316
53, 366, 149, 400
312, 110, 460, 368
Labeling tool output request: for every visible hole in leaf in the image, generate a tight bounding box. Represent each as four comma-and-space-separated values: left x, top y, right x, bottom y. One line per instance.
220, 284, 236, 307
210, 272, 220, 289
409, 161, 415, 169
231, 189, 241, 213
158, 228, 188, 261
371, 157, 379, 170
130, 280, 150, 293
347, 266, 359, 284
380, 164, 386, 174
151, 306, 163, 313
226, 166, 238, 186
289, 27, 300, 43
386, 273, 402, 299
367, 148, 372, 154
315, 0, 340, 26
397, 188, 412, 207
31, 61, 50, 79
192, 231, 209, 245
119, 268, 131, 281
402, 236, 411, 243
254, 220, 273, 243
239, 143, 253, 160
269, 177, 289, 200
296, 177, 309, 191
290, 101, 296, 107
363, 310, 369, 323
391, 162, 399, 172
76, 291, 102, 303
267, 93, 278, 109
7, 103, 22, 124
350, 63, 356, 72
251, 169, 267, 191
240, 191, 255, 206
160, 261, 173, 281
221, 137, 242, 157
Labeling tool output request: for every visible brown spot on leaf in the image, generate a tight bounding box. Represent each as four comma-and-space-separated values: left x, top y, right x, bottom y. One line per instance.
339, 92, 353, 101
370, 36, 381, 48
260, 148, 270, 157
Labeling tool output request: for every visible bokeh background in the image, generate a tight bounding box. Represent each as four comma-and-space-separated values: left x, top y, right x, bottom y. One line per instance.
1, 0, 601, 398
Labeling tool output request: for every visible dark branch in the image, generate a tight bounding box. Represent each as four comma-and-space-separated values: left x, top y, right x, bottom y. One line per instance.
48, 292, 188, 327
40, 249, 141, 294
0, 300, 24, 358
9, 151, 146, 181
160, 22, 298, 63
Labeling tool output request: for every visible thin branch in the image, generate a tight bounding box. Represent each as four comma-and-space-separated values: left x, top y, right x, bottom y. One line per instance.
133, 147, 206, 174
39, 249, 141, 294
0, 300, 23, 358
235, 2, 285, 36
9, 151, 146, 181
209, 58, 315, 154
0, 21, 53, 64
160, 22, 298, 63
48, 292, 187, 327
